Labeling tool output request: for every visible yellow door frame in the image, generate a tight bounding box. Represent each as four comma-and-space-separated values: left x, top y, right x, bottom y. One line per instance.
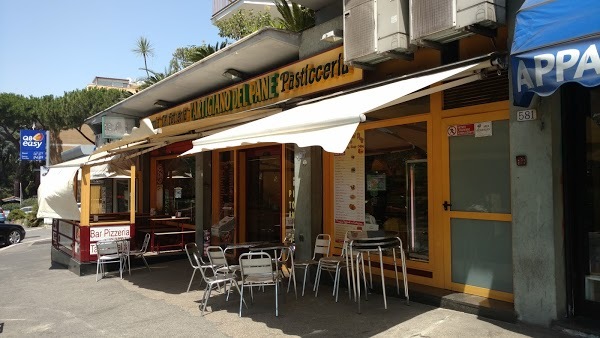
440, 108, 513, 303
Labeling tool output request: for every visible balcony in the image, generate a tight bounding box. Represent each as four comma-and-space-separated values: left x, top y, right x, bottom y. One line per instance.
212, 0, 280, 23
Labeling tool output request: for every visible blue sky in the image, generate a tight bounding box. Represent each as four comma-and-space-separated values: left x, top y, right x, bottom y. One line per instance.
0, 0, 220, 97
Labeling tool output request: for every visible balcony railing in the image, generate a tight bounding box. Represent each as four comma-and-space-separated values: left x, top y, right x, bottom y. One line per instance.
213, 0, 239, 16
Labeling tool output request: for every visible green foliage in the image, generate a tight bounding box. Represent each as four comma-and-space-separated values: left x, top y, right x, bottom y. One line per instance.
0, 89, 130, 198
274, 0, 315, 32
188, 41, 230, 63
215, 9, 275, 40
21, 197, 37, 207
2, 203, 20, 211
7, 208, 25, 221
132, 36, 155, 78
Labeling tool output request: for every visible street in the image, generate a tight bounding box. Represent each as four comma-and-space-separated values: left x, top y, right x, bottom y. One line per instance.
0, 226, 570, 337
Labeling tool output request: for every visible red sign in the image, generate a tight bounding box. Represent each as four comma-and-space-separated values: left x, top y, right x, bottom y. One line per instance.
447, 124, 474, 137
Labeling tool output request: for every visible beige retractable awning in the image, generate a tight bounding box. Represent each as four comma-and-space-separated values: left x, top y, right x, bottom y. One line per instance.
181, 59, 496, 155
36, 156, 132, 221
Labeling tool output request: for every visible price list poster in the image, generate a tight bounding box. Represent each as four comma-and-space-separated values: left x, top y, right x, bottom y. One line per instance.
333, 130, 365, 248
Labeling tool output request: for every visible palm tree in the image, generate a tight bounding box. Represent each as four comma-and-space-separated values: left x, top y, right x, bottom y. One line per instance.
139, 68, 172, 90
132, 36, 155, 78
188, 41, 229, 63
274, 0, 315, 33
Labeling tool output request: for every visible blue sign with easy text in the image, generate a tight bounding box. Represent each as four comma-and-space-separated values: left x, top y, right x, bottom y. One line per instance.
20, 130, 47, 161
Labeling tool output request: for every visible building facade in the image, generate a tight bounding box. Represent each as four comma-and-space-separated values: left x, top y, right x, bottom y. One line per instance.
40, 0, 600, 327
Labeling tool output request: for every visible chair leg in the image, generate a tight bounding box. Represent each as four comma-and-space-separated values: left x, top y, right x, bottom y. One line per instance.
302, 266, 309, 296
361, 255, 368, 301
141, 255, 151, 271
96, 260, 101, 282
239, 284, 245, 317
275, 280, 279, 317
378, 248, 387, 309
202, 285, 212, 315
187, 269, 197, 292
314, 262, 322, 297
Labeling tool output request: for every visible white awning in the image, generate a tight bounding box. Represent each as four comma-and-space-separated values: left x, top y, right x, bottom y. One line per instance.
37, 165, 80, 221
36, 156, 131, 220
181, 59, 493, 155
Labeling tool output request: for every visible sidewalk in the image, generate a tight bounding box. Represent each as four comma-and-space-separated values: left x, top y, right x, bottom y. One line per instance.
118, 257, 570, 337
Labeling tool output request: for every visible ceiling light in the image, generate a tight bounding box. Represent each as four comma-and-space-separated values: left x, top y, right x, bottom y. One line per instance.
321, 29, 343, 43
223, 69, 245, 81
154, 100, 172, 108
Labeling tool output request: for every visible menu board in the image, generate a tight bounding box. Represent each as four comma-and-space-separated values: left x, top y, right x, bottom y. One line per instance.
333, 130, 365, 248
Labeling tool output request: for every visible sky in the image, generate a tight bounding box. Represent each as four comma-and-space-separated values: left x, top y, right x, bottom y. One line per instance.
0, 0, 221, 97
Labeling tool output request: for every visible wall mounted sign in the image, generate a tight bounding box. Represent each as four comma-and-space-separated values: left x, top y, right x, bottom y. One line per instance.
148, 46, 363, 128
333, 130, 365, 249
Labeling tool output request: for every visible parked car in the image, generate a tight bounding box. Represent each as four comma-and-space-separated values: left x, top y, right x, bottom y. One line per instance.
20, 206, 33, 214
0, 223, 26, 245
0, 207, 6, 223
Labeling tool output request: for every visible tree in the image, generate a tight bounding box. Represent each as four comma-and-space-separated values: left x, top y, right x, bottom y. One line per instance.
0, 89, 131, 197
132, 36, 155, 78
188, 41, 229, 63
138, 68, 173, 90
274, 0, 315, 32
214, 9, 275, 40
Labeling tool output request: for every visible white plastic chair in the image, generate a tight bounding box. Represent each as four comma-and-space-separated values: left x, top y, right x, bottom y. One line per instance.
96, 240, 123, 282
123, 233, 151, 274
238, 252, 282, 317
293, 234, 331, 296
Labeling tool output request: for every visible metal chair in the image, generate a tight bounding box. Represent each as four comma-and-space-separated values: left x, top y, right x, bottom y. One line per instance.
124, 233, 151, 274
314, 231, 360, 302
238, 252, 282, 317
185, 243, 211, 292
276, 245, 297, 298
349, 235, 410, 313
293, 234, 331, 296
207, 245, 241, 276
96, 240, 123, 282
191, 246, 245, 315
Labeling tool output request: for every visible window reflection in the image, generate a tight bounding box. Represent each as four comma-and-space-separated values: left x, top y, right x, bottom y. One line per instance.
156, 157, 195, 221
365, 122, 429, 261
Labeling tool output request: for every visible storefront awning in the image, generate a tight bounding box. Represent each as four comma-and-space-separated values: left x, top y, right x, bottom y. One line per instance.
37, 156, 131, 220
37, 165, 80, 221
181, 58, 496, 155
511, 0, 600, 107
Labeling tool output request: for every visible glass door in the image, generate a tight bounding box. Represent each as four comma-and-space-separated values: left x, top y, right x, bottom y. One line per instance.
442, 112, 513, 302
240, 146, 282, 243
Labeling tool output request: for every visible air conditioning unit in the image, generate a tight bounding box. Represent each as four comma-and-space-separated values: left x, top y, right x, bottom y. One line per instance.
344, 0, 412, 66
410, 0, 505, 46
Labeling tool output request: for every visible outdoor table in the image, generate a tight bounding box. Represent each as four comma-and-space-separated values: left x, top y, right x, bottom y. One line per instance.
348, 230, 409, 313
223, 241, 268, 255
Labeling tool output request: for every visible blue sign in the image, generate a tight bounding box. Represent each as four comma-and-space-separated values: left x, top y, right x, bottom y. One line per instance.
511, 38, 600, 107
511, 0, 600, 107
20, 130, 47, 161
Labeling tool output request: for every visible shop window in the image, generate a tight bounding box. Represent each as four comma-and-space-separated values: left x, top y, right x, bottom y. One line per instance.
365, 122, 429, 261
285, 145, 296, 243
156, 157, 195, 221
213, 151, 235, 245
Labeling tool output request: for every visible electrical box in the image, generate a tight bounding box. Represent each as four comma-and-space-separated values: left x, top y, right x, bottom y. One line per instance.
410, 0, 506, 45
344, 0, 412, 66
